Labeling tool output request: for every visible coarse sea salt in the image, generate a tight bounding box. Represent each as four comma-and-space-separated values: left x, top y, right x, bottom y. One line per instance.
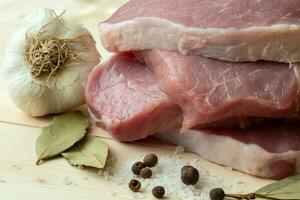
77, 165, 84, 169
63, 177, 73, 186
133, 193, 145, 199
102, 153, 248, 200
174, 146, 185, 154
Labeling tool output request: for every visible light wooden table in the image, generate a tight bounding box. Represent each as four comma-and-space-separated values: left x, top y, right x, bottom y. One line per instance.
0, 0, 272, 199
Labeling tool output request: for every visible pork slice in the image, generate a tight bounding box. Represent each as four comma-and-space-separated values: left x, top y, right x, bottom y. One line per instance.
136, 50, 299, 130
99, 0, 300, 62
85, 53, 300, 179
85, 53, 182, 141
156, 122, 300, 180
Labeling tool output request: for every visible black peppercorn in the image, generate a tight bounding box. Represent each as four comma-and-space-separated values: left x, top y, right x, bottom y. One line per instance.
210, 188, 225, 200
152, 186, 165, 199
140, 168, 152, 179
249, 193, 256, 199
128, 179, 141, 192
181, 165, 199, 185
131, 161, 146, 175
143, 153, 158, 167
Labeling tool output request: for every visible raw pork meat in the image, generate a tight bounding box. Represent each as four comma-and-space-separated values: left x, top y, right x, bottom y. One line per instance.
99, 0, 300, 62
156, 121, 300, 179
136, 50, 299, 129
85, 53, 182, 141
85, 53, 300, 179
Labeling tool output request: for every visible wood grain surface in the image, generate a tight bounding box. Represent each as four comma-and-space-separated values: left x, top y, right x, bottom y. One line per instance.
0, 0, 272, 199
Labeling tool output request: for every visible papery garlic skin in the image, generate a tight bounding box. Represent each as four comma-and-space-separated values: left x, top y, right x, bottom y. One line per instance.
2, 8, 100, 116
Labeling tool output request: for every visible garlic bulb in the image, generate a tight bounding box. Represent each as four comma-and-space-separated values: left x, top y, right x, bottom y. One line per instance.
2, 8, 100, 116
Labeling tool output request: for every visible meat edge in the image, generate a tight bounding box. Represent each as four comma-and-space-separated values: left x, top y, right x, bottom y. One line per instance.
293, 63, 300, 114
99, 17, 300, 62
156, 130, 300, 180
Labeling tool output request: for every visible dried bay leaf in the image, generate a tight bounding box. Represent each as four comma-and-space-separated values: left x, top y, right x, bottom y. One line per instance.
62, 136, 108, 169
255, 175, 300, 200
35, 111, 89, 165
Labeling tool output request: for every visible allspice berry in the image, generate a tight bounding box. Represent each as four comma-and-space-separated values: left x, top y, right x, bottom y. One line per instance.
128, 179, 141, 192
152, 186, 165, 199
249, 193, 256, 199
131, 161, 146, 175
143, 153, 158, 167
181, 165, 199, 185
140, 168, 152, 179
210, 188, 225, 200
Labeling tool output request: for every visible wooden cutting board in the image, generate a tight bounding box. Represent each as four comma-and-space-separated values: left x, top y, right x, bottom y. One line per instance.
0, 0, 272, 199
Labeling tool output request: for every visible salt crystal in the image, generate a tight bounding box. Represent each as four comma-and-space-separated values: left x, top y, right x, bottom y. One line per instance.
64, 177, 73, 185
133, 193, 145, 199
176, 159, 182, 164
77, 165, 84, 169
109, 156, 118, 163
97, 170, 103, 176
189, 185, 195, 190
174, 146, 185, 154
183, 187, 190, 195
103, 171, 110, 181
190, 159, 199, 166
193, 190, 201, 196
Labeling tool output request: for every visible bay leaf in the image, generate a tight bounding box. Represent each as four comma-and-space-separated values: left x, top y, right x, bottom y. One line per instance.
35, 111, 89, 165
62, 136, 108, 169
255, 174, 300, 200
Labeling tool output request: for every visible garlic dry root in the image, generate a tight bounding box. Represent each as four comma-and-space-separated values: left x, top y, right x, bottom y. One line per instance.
2, 8, 101, 116
25, 34, 73, 79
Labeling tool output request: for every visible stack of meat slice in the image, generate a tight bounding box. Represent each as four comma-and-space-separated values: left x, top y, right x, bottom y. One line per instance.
86, 0, 300, 179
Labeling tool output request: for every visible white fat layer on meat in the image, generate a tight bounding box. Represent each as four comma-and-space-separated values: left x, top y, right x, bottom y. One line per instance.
156, 130, 300, 179
99, 17, 300, 63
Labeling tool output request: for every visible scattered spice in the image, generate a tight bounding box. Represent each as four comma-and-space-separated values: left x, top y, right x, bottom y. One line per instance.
174, 146, 185, 154
249, 194, 256, 199
129, 179, 141, 192
210, 188, 225, 200
181, 165, 199, 185
63, 177, 73, 186
143, 153, 158, 167
140, 168, 152, 179
108, 154, 248, 199
152, 186, 165, 199
131, 161, 146, 175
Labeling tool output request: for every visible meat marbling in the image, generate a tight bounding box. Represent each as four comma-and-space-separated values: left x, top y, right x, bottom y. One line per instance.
136, 50, 299, 130
99, 0, 300, 62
